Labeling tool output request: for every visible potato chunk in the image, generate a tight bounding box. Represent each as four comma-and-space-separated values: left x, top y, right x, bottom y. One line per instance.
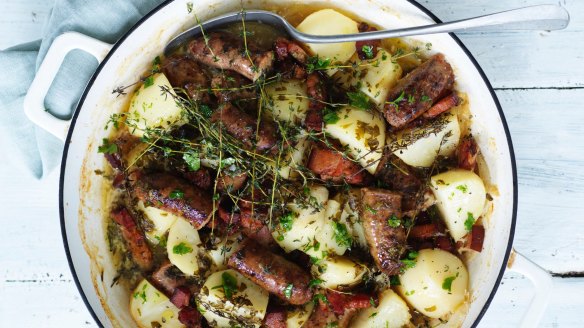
197, 269, 269, 327
352, 289, 411, 328
430, 169, 486, 241
324, 106, 386, 174
137, 201, 178, 244
397, 249, 469, 318
286, 302, 314, 328
127, 73, 183, 137
166, 216, 207, 276
296, 9, 359, 75
392, 113, 461, 168
334, 50, 403, 106
311, 256, 366, 290
264, 79, 310, 124
130, 279, 183, 328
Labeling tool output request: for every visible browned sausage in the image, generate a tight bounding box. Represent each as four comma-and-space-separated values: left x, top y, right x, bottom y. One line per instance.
360, 188, 406, 276
383, 54, 454, 130
131, 172, 213, 229
162, 54, 211, 102
188, 32, 275, 81
227, 240, 313, 305
111, 207, 153, 271
211, 103, 278, 153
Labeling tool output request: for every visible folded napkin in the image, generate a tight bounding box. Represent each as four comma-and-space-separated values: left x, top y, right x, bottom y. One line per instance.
0, 0, 163, 178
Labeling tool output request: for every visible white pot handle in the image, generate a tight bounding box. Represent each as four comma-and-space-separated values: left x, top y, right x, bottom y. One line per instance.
506, 249, 553, 328
24, 32, 113, 141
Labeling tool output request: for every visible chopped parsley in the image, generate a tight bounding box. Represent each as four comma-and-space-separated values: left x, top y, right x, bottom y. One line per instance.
465, 212, 475, 232
442, 273, 459, 293
306, 56, 332, 73
313, 293, 329, 304
183, 150, 200, 171
284, 284, 294, 299
421, 94, 432, 103
279, 212, 295, 232
219, 272, 238, 299
143, 75, 154, 88
172, 242, 193, 255
401, 250, 419, 270
97, 138, 118, 154
347, 91, 371, 110
323, 108, 340, 124
199, 104, 213, 118
332, 221, 353, 248
309, 278, 323, 288
364, 204, 377, 214
169, 189, 184, 199
456, 184, 468, 193
386, 91, 405, 111
390, 275, 401, 286
133, 283, 148, 304
387, 214, 401, 228
361, 45, 374, 59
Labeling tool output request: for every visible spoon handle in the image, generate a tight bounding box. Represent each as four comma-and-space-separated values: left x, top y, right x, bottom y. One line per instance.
292, 4, 570, 43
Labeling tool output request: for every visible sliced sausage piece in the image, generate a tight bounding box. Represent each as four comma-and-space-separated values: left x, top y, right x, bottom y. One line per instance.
211, 103, 277, 153
178, 307, 203, 328
131, 172, 213, 229
457, 136, 479, 171
307, 142, 372, 186
227, 240, 313, 305
210, 72, 256, 103
360, 188, 406, 276
375, 149, 422, 195
383, 54, 454, 130
181, 167, 213, 191
262, 303, 287, 328
111, 207, 153, 271
188, 32, 275, 81
150, 261, 187, 297
162, 54, 211, 102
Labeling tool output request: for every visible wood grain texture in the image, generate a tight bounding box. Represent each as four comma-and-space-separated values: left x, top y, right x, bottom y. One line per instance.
0, 0, 583, 327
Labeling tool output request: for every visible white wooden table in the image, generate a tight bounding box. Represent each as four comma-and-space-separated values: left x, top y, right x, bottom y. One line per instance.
1, 0, 583, 327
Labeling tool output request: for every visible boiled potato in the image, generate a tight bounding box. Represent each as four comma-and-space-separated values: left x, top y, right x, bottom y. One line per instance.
130, 279, 183, 328
334, 50, 403, 106
197, 269, 269, 327
340, 200, 367, 249
279, 135, 310, 180
207, 234, 243, 270
137, 201, 178, 244
264, 79, 310, 123
312, 255, 366, 290
296, 9, 359, 75
273, 185, 329, 253
287, 302, 314, 328
324, 106, 386, 174
127, 73, 183, 137
167, 217, 207, 276
392, 113, 461, 167
304, 199, 350, 258
430, 169, 486, 242
352, 289, 411, 328
397, 249, 469, 318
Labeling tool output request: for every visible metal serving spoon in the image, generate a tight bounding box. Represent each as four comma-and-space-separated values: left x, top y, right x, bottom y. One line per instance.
164, 4, 569, 55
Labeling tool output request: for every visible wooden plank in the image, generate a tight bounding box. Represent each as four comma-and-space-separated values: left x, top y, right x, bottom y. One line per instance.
0, 0, 53, 49
481, 274, 584, 327
497, 88, 584, 272
421, 0, 584, 88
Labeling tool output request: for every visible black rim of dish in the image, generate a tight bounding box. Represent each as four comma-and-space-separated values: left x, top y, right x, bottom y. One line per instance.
59, 1, 518, 327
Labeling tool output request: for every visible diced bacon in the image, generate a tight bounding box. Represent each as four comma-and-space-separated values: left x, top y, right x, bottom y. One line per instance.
457, 137, 479, 171
170, 286, 191, 308
178, 307, 202, 328
422, 92, 460, 119
468, 225, 485, 252
409, 223, 438, 240
111, 207, 153, 271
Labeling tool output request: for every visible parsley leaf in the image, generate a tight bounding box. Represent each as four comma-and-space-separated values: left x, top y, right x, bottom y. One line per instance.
143, 76, 154, 88
323, 109, 340, 125
313, 293, 329, 304
361, 45, 374, 59
456, 184, 468, 193
183, 150, 200, 171
169, 189, 184, 199
306, 56, 332, 73
220, 272, 238, 299
279, 212, 295, 232
172, 242, 193, 255
465, 212, 475, 232
401, 250, 419, 270
283, 284, 294, 299
387, 214, 401, 228
332, 221, 352, 248
390, 275, 401, 286
442, 273, 459, 293
97, 138, 118, 154
386, 91, 405, 111
364, 204, 377, 214
347, 91, 371, 110
199, 104, 213, 118
309, 278, 323, 288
